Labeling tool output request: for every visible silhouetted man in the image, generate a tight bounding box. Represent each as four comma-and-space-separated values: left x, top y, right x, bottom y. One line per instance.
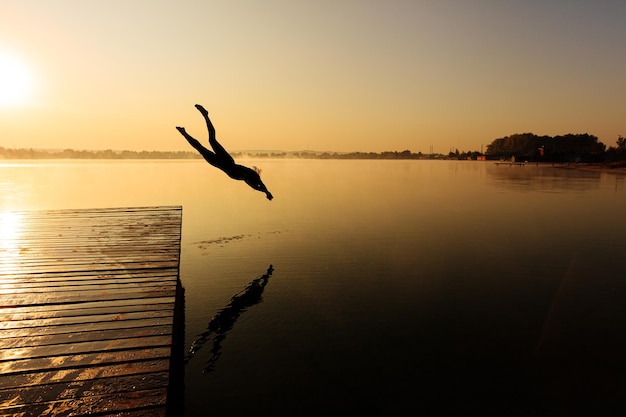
176, 104, 273, 200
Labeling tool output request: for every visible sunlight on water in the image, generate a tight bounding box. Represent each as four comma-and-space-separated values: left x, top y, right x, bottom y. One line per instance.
0, 211, 22, 251
0, 211, 23, 289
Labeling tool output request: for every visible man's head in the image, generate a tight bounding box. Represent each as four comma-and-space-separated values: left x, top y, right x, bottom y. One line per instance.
244, 169, 273, 200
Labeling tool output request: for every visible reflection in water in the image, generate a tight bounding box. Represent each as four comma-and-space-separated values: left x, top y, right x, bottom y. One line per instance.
186, 265, 274, 373
486, 163, 602, 192
614, 175, 624, 192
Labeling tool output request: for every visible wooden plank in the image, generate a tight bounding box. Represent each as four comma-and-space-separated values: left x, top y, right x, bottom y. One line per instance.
0, 297, 176, 319
0, 317, 174, 339
0, 347, 173, 375
0, 270, 179, 282
0, 262, 180, 276
0, 206, 183, 417
1, 325, 173, 350
0, 310, 174, 331
3, 277, 177, 291
0, 271, 180, 286
0, 372, 170, 408
0, 360, 171, 390
1, 335, 173, 362
0, 388, 168, 417
2, 288, 177, 307
1, 282, 178, 296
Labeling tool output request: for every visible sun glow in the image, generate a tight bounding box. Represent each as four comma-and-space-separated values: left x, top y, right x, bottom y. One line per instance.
0, 52, 35, 108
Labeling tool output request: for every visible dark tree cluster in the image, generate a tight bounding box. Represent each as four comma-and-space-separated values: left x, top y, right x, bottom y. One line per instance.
604, 135, 626, 161
485, 133, 606, 162
319, 150, 423, 159
236, 150, 437, 159
447, 149, 485, 160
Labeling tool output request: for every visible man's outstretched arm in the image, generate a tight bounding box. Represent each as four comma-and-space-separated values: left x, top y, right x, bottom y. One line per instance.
176, 126, 202, 150
176, 126, 220, 167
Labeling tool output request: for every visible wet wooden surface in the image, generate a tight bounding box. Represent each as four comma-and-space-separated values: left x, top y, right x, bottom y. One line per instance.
0, 206, 183, 417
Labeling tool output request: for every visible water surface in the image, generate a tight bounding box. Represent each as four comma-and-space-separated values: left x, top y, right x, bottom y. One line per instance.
1, 160, 625, 416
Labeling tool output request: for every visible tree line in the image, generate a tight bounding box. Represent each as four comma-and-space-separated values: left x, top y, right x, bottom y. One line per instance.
0, 147, 201, 160
2, 133, 625, 161
0, 147, 446, 160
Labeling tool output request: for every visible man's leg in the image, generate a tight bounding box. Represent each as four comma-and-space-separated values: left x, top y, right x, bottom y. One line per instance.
195, 105, 235, 165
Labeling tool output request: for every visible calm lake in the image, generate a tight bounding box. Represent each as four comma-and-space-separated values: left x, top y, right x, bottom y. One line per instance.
1, 159, 625, 416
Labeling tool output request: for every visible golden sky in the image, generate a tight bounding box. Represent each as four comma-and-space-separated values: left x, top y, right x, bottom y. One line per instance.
1, 0, 625, 153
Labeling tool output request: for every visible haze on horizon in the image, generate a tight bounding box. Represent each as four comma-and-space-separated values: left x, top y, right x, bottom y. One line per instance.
1, 0, 625, 154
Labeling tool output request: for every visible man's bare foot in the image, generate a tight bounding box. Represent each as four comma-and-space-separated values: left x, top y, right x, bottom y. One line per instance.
195, 104, 208, 117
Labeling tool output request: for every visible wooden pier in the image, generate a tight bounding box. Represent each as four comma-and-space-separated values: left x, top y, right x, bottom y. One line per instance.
494, 162, 527, 167
0, 206, 184, 417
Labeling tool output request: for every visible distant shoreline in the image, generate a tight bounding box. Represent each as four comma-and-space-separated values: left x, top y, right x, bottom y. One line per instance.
0, 147, 449, 160
1, 147, 625, 172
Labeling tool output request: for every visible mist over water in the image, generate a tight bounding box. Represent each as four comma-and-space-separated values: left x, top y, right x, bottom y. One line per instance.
1, 160, 625, 416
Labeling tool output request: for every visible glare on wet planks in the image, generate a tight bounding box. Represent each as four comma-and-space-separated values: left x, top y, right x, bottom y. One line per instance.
0, 206, 184, 417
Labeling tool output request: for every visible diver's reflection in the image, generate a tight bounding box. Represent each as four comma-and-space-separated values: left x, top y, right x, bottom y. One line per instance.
186, 264, 274, 373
